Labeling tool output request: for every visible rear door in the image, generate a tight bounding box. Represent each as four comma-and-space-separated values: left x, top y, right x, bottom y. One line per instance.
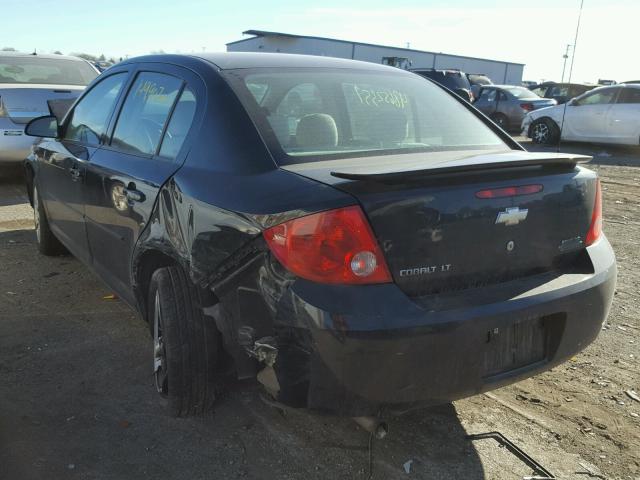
563, 87, 618, 141
36, 72, 128, 262
606, 86, 640, 144
83, 65, 200, 303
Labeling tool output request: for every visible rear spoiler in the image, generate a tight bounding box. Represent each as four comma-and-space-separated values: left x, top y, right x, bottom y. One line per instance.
329, 153, 591, 182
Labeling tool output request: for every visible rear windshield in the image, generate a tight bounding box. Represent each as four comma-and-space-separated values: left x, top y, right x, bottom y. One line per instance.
0, 56, 98, 85
504, 87, 540, 100
225, 68, 506, 164
467, 74, 492, 86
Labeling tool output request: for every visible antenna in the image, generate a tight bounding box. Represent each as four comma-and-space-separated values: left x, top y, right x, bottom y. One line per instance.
557, 0, 585, 152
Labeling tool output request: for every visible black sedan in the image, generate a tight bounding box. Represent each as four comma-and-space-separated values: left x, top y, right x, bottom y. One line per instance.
23, 53, 616, 423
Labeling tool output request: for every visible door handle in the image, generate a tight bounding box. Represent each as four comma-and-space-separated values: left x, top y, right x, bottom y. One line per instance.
69, 167, 81, 181
124, 185, 145, 203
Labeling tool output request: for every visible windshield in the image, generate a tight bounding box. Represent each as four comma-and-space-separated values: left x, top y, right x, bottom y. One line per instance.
225, 68, 506, 164
504, 87, 540, 99
0, 56, 98, 85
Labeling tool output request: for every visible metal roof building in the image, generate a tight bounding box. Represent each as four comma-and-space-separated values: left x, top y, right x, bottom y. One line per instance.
227, 30, 525, 84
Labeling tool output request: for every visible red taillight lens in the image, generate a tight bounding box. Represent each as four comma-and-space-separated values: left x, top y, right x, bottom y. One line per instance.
520, 103, 535, 112
585, 180, 602, 246
476, 184, 543, 199
263, 206, 392, 285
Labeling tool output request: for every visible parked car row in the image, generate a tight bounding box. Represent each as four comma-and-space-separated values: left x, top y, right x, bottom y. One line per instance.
19, 52, 615, 420
523, 83, 640, 146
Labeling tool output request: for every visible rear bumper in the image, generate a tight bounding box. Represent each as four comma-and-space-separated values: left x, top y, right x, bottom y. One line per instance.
272, 237, 616, 416
0, 120, 34, 163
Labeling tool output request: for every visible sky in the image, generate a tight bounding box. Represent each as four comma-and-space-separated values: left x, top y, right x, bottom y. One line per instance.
1, 0, 636, 83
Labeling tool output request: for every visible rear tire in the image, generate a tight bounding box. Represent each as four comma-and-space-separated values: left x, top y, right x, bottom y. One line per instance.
33, 184, 67, 256
490, 113, 509, 130
530, 118, 560, 145
148, 266, 221, 416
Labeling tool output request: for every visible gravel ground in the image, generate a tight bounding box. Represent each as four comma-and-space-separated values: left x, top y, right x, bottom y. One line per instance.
0, 140, 638, 480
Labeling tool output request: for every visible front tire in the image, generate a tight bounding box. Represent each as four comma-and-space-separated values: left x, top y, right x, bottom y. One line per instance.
530, 118, 560, 145
490, 113, 509, 130
148, 266, 221, 416
33, 184, 67, 256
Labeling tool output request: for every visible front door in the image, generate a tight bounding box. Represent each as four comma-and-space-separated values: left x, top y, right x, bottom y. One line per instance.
83, 68, 198, 303
474, 88, 498, 116
36, 72, 128, 262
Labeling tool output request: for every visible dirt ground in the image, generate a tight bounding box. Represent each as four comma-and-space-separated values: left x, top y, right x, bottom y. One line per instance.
0, 140, 638, 480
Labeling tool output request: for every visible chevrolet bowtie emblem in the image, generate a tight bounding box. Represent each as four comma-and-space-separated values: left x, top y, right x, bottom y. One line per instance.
495, 207, 528, 226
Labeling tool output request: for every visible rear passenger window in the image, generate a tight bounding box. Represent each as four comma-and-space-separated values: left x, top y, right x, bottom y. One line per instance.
111, 72, 182, 156
617, 88, 640, 104
65, 73, 126, 146
159, 88, 196, 159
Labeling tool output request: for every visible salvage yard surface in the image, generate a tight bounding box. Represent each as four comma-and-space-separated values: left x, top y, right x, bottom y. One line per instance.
0, 143, 638, 480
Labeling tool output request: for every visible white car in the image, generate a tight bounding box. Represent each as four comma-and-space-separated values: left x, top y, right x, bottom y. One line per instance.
522, 84, 640, 146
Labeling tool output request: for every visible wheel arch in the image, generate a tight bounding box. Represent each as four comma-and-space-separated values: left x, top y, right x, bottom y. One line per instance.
133, 248, 181, 322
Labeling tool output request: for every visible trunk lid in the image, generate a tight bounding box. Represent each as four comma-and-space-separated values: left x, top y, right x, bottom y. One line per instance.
0, 84, 84, 124
284, 150, 597, 297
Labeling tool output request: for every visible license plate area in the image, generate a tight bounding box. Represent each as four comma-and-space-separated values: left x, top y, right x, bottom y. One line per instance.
482, 316, 548, 378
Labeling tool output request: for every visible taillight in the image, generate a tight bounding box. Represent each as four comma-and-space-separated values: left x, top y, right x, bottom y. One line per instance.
263, 206, 392, 285
476, 184, 543, 199
520, 103, 535, 112
585, 180, 602, 246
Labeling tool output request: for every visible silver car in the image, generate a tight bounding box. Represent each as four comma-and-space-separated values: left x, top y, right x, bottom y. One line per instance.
0, 53, 98, 164
473, 85, 557, 131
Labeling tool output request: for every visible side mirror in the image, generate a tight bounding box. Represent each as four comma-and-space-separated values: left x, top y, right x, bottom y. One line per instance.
25, 115, 59, 138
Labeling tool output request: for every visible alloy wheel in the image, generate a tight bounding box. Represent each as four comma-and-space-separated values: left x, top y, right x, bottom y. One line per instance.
532, 122, 550, 144
153, 291, 168, 395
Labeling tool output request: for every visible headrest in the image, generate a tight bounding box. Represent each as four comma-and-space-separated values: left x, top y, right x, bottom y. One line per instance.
295, 113, 338, 149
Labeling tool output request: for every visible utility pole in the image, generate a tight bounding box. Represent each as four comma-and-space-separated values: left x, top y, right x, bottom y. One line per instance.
561, 44, 572, 83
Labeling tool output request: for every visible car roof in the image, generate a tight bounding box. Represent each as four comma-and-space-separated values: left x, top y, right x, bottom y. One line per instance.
123, 52, 406, 73
0, 51, 89, 62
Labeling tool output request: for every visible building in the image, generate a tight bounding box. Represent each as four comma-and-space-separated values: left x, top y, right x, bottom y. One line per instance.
227, 30, 524, 84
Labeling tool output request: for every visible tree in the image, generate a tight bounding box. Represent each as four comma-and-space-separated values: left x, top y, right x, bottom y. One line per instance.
53, 50, 63, 55
98, 54, 106, 61
1, 47, 16, 51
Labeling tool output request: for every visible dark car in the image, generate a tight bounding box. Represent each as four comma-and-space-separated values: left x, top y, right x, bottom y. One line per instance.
530, 82, 597, 105
23, 53, 616, 423
473, 85, 557, 131
410, 68, 474, 102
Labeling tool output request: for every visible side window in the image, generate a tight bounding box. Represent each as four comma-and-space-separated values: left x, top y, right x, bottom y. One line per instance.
616, 88, 640, 104
498, 91, 508, 101
64, 73, 126, 146
479, 89, 497, 102
111, 72, 183, 156
159, 88, 197, 159
531, 87, 547, 97
576, 88, 617, 106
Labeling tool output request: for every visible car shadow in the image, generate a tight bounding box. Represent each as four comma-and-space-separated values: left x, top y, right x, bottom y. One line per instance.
220, 380, 487, 479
